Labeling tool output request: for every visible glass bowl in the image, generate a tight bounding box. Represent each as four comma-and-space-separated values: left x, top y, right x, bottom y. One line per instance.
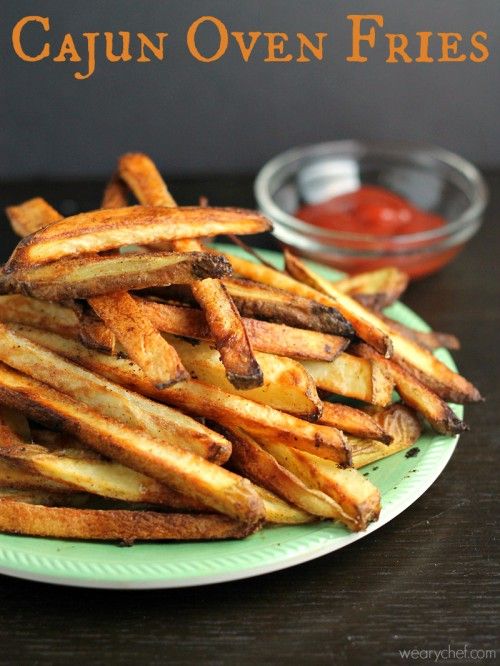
254, 140, 488, 279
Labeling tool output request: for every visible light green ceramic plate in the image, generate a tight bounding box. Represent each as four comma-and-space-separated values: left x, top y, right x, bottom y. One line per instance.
0, 246, 463, 589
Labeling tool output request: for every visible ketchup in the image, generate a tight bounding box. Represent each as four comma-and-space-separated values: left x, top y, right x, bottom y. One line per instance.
295, 185, 451, 279
296, 185, 445, 236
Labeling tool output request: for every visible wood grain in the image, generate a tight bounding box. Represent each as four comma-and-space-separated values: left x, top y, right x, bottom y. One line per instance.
0, 175, 497, 666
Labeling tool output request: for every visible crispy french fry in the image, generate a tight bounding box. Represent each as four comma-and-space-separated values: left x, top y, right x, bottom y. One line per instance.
334, 267, 409, 309
0, 488, 89, 506
0, 430, 206, 510
101, 174, 129, 209
119, 153, 264, 390
352, 342, 466, 434
319, 402, 392, 443
0, 323, 230, 463
119, 153, 177, 207
224, 251, 391, 356
303, 353, 395, 407
5, 197, 61, 238
258, 439, 381, 531
376, 312, 460, 351
135, 298, 348, 362
5, 199, 122, 356
98, 181, 190, 388
89, 292, 188, 388
14, 327, 351, 464
5, 251, 232, 300
0, 294, 79, 336
6, 206, 271, 269
0, 363, 264, 523
187, 276, 264, 389
350, 404, 422, 468
0, 500, 260, 541
77, 309, 117, 354
283, 251, 481, 403
227, 427, 354, 525
0, 292, 346, 363
165, 335, 322, 419
222, 278, 355, 338
253, 485, 314, 524
0, 459, 75, 492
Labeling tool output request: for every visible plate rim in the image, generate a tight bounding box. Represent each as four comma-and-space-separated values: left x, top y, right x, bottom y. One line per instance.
0, 245, 463, 589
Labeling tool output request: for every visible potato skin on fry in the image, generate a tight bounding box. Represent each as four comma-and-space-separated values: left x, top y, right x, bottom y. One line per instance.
223, 278, 355, 338
6, 206, 271, 269
0, 500, 261, 541
4, 252, 232, 300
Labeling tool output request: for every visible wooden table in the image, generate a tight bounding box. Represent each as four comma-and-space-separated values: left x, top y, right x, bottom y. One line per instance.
0, 175, 497, 665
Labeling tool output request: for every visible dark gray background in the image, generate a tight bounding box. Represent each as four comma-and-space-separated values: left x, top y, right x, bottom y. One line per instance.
1, 1, 498, 179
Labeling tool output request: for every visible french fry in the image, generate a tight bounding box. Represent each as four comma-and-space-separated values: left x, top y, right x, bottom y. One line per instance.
0, 500, 260, 541
0, 294, 80, 336
0, 323, 231, 463
5, 251, 232, 300
0, 363, 264, 523
101, 174, 129, 209
350, 404, 422, 468
376, 312, 460, 351
0, 430, 206, 510
253, 485, 314, 524
98, 182, 190, 388
0, 488, 87, 505
164, 335, 322, 419
4, 199, 120, 355
334, 267, 409, 309
319, 402, 392, 443
303, 353, 395, 406
77, 309, 117, 354
136, 298, 348, 362
6, 197, 62, 238
224, 251, 392, 356
118, 153, 264, 390
0, 292, 346, 363
184, 275, 263, 389
118, 153, 177, 207
0, 404, 31, 440
13, 327, 351, 464
227, 427, 354, 525
0, 459, 75, 493
6, 206, 270, 270
89, 292, 188, 388
352, 342, 466, 434
222, 278, 355, 337
258, 439, 381, 531
284, 251, 481, 403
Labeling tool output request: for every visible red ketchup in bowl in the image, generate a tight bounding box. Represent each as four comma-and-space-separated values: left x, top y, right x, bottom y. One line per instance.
296, 186, 452, 279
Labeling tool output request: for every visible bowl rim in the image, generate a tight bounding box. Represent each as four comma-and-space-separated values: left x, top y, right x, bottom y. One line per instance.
254, 139, 489, 245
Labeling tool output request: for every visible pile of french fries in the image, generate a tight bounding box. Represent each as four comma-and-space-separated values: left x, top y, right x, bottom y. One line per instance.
0, 153, 481, 543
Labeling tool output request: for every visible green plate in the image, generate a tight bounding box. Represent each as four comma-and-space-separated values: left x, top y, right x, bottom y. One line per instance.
0, 246, 463, 589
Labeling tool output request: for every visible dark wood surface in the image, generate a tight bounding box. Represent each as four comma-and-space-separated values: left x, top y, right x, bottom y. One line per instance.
0, 175, 498, 666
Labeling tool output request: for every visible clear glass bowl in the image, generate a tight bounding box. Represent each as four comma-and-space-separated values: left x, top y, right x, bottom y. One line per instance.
254, 140, 488, 279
